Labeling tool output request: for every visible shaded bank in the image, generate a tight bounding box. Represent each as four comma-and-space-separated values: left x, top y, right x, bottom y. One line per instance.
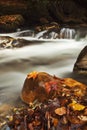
0, 0, 87, 32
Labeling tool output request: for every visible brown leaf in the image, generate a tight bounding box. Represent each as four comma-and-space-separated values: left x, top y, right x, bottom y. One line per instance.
55, 107, 66, 116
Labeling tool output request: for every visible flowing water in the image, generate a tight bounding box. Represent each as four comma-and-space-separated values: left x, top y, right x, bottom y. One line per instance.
0, 28, 87, 114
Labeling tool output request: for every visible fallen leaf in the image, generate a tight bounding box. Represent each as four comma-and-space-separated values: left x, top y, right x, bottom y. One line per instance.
27, 71, 38, 79
55, 107, 66, 115
69, 100, 85, 111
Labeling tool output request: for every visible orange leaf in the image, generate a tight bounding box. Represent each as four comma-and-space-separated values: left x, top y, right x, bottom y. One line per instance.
27, 71, 38, 80
55, 107, 66, 116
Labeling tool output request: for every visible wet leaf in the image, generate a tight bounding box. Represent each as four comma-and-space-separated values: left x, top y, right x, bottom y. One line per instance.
52, 118, 59, 126
69, 100, 85, 111
33, 120, 41, 126
45, 82, 51, 93
55, 107, 66, 115
78, 115, 87, 121
27, 71, 38, 79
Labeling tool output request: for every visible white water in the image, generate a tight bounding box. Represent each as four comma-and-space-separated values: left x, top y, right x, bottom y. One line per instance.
0, 28, 76, 39
0, 29, 87, 107
60, 28, 76, 39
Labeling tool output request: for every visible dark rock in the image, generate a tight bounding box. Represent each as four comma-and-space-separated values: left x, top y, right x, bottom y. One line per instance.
39, 17, 49, 25
74, 0, 87, 8
73, 46, 87, 74
0, 0, 28, 16
35, 22, 60, 32
0, 15, 24, 32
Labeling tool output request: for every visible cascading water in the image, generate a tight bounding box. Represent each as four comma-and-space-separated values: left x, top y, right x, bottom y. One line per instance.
0, 28, 76, 39
34, 28, 76, 39
60, 28, 76, 39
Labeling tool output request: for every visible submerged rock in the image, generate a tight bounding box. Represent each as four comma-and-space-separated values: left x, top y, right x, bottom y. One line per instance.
0, 36, 45, 48
0, 36, 14, 48
0, 36, 30, 48
73, 46, 87, 74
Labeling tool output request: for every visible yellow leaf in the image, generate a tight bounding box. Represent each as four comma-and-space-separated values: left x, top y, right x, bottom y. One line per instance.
27, 71, 38, 79
55, 107, 66, 115
69, 101, 85, 111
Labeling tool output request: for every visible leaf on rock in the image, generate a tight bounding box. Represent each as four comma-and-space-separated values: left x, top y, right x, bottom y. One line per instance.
45, 82, 51, 94
55, 107, 66, 115
69, 100, 85, 111
27, 71, 38, 79
78, 115, 87, 121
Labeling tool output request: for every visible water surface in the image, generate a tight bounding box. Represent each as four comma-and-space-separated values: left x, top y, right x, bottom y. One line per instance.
0, 30, 87, 108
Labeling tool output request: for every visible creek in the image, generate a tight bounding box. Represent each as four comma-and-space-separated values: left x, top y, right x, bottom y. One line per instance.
0, 28, 87, 108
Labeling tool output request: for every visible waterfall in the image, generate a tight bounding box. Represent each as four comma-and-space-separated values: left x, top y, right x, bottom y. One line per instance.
2, 27, 87, 40
60, 28, 76, 39
0, 28, 76, 40
35, 30, 47, 39
35, 28, 76, 39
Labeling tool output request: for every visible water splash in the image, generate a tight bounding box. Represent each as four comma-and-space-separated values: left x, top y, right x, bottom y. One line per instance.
35, 30, 47, 39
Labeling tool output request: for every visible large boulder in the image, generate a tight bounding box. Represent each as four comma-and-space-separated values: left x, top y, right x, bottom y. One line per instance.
73, 46, 87, 74
21, 71, 87, 103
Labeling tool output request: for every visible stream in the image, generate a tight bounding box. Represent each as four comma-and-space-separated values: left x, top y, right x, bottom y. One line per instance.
0, 28, 87, 115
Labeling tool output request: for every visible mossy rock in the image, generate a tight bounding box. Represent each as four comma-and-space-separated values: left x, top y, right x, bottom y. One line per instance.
0, 14, 24, 32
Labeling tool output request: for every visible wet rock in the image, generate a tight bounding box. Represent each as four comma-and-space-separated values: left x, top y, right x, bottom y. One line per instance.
35, 25, 75, 39
0, 36, 43, 48
0, 36, 27, 48
0, 36, 14, 48
0, 15, 24, 32
73, 46, 87, 74
35, 22, 59, 32
35, 22, 60, 39
21, 71, 87, 103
